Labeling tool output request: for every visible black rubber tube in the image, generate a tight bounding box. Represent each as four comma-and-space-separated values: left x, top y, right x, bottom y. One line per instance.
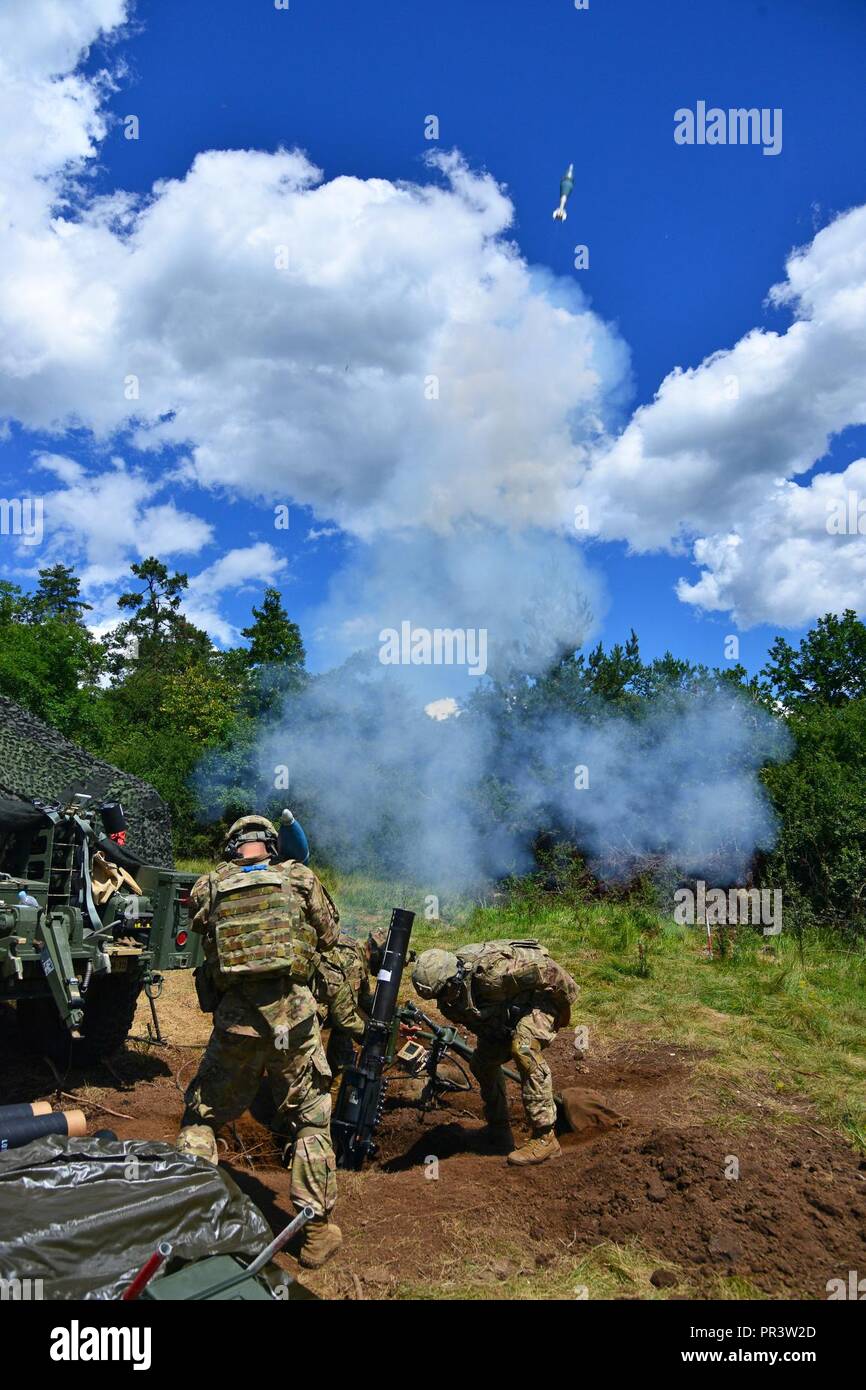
0, 1111, 74, 1150
0, 1102, 45, 1121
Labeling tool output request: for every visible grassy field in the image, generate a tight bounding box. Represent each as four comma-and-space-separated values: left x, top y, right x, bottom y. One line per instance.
393, 1239, 770, 1302
177, 859, 866, 1151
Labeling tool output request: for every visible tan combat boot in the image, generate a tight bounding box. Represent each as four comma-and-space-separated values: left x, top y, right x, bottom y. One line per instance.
299, 1216, 343, 1269
507, 1127, 561, 1166
176, 1124, 219, 1165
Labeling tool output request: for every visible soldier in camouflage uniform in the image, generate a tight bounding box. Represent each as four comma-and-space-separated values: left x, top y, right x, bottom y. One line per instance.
412, 939, 577, 1165
176, 815, 343, 1269
313, 930, 383, 1079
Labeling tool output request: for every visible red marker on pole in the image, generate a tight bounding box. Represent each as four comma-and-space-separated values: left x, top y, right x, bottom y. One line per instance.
122, 1242, 173, 1301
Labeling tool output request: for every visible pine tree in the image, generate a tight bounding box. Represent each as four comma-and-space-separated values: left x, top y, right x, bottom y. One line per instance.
109, 557, 210, 675
242, 587, 306, 669
27, 564, 92, 624
116, 557, 189, 644
240, 587, 307, 712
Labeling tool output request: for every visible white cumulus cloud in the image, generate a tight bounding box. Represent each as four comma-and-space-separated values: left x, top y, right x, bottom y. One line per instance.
580, 202, 866, 626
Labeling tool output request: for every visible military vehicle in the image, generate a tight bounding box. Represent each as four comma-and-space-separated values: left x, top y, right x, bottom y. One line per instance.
0, 791, 201, 1063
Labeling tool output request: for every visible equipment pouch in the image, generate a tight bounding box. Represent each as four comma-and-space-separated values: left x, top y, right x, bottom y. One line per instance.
193, 963, 219, 1014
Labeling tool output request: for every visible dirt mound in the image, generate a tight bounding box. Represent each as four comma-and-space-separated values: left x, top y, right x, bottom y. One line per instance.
557, 1087, 629, 1136
297, 1037, 864, 1299
508, 1122, 866, 1296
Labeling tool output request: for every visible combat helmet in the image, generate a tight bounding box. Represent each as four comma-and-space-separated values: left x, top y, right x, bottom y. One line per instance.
224, 814, 279, 862
412, 948, 460, 999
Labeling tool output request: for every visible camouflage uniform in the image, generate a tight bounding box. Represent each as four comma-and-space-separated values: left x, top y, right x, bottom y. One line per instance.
179, 856, 340, 1217
313, 932, 375, 1076
421, 940, 577, 1132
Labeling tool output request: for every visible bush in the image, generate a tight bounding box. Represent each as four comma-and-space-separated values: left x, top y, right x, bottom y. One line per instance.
759, 699, 866, 937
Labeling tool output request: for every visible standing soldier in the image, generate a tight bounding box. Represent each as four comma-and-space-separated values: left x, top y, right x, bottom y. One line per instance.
411, 938, 577, 1165
177, 815, 342, 1269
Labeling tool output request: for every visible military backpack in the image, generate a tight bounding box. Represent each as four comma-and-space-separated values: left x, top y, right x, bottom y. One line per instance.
456, 938, 577, 1027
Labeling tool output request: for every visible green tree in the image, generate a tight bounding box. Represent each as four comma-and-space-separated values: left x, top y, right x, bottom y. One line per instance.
116, 557, 189, 641
755, 611, 866, 932
760, 698, 866, 933
0, 580, 23, 626
98, 558, 272, 849
585, 630, 643, 703
108, 557, 210, 677
0, 580, 105, 745
26, 564, 92, 624
761, 610, 866, 708
100, 650, 252, 849
241, 586, 307, 712
242, 587, 305, 667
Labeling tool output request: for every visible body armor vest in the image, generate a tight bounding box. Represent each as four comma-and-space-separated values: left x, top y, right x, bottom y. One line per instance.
210, 864, 318, 982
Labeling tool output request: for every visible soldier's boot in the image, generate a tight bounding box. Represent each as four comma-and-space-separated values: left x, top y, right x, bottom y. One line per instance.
507, 1126, 561, 1166
177, 1124, 219, 1165
298, 1216, 343, 1269
482, 1122, 515, 1154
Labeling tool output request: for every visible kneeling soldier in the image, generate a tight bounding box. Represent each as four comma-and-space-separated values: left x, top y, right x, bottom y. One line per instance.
313, 929, 384, 1078
411, 939, 577, 1165
177, 815, 342, 1269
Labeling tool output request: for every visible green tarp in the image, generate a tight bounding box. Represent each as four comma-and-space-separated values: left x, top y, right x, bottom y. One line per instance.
0, 1136, 271, 1300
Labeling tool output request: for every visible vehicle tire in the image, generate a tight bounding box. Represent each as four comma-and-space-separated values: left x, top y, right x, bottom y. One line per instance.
76, 972, 143, 1064
15, 996, 72, 1067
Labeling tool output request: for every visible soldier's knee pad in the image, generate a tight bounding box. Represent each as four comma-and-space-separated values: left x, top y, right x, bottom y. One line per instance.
177, 1124, 219, 1165
511, 1034, 542, 1078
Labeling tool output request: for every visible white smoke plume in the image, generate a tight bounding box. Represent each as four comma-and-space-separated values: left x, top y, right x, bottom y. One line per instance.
198, 657, 790, 893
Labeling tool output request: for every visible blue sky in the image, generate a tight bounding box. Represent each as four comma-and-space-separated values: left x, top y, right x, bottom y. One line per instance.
2, 0, 865, 681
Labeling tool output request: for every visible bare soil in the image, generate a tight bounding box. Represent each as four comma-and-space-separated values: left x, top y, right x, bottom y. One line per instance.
2, 975, 864, 1301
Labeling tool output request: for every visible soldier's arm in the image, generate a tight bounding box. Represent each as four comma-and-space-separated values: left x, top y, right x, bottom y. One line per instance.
291, 865, 341, 950
189, 873, 213, 936
358, 974, 376, 1016
328, 976, 366, 1041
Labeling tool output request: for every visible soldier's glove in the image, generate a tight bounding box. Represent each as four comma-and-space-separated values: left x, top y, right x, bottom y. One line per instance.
504, 1002, 523, 1034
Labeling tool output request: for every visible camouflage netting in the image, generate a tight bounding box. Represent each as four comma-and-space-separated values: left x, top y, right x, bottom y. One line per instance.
0, 695, 174, 868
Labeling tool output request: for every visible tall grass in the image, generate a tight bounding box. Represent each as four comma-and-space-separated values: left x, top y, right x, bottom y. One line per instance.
332, 871, 866, 1149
